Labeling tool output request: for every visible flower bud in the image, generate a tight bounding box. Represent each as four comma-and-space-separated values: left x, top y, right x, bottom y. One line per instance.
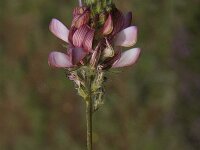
72, 7, 90, 28
102, 14, 113, 35
102, 47, 114, 58
102, 39, 114, 58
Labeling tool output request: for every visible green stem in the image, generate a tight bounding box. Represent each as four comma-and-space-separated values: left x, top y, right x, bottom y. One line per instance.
86, 77, 93, 150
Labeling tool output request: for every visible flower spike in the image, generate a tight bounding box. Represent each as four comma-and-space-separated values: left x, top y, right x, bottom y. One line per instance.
48, 3, 141, 150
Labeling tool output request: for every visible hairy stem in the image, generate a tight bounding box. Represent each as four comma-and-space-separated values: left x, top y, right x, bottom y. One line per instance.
86, 77, 93, 150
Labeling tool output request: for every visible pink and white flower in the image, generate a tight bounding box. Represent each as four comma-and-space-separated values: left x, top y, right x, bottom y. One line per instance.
99, 10, 141, 69
48, 7, 94, 68
48, 7, 140, 70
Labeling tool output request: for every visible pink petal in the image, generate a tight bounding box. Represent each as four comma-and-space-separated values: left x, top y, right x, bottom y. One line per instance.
114, 26, 137, 47
49, 19, 69, 43
83, 29, 95, 52
48, 51, 73, 68
71, 47, 88, 65
102, 14, 113, 35
72, 25, 90, 47
112, 48, 141, 68
123, 12, 132, 28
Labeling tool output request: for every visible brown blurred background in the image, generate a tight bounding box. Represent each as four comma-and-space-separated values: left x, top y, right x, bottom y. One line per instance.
0, 0, 200, 150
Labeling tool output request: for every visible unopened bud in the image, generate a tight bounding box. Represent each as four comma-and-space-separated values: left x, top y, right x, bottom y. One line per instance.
72, 7, 90, 28
102, 14, 113, 35
102, 47, 114, 58
102, 39, 114, 58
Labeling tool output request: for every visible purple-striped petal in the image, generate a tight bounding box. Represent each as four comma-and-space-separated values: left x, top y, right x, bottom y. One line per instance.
114, 26, 137, 47
72, 25, 90, 47
49, 19, 69, 43
71, 47, 87, 65
111, 9, 124, 36
83, 29, 95, 52
112, 48, 140, 68
72, 10, 90, 28
123, 12, 132, 29
48, 51, 73, 68
102, 14, 113, 35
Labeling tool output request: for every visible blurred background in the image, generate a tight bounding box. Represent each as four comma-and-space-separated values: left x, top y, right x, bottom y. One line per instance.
0, 0, 200, 149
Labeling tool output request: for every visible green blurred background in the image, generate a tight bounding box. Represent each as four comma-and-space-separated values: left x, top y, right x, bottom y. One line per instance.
0, 0, 200, 149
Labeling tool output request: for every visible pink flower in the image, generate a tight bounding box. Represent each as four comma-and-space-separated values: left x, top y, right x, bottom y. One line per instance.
98, 10, 141, 69
111, 25, 140, 68
48, 7, 140, 70
48, 18, 94, 67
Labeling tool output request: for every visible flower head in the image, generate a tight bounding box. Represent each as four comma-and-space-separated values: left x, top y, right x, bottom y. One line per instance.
48, 6, 140, 70
91, 9, 140, 69
48, 6, 95, 67
48, 2, 142, 148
